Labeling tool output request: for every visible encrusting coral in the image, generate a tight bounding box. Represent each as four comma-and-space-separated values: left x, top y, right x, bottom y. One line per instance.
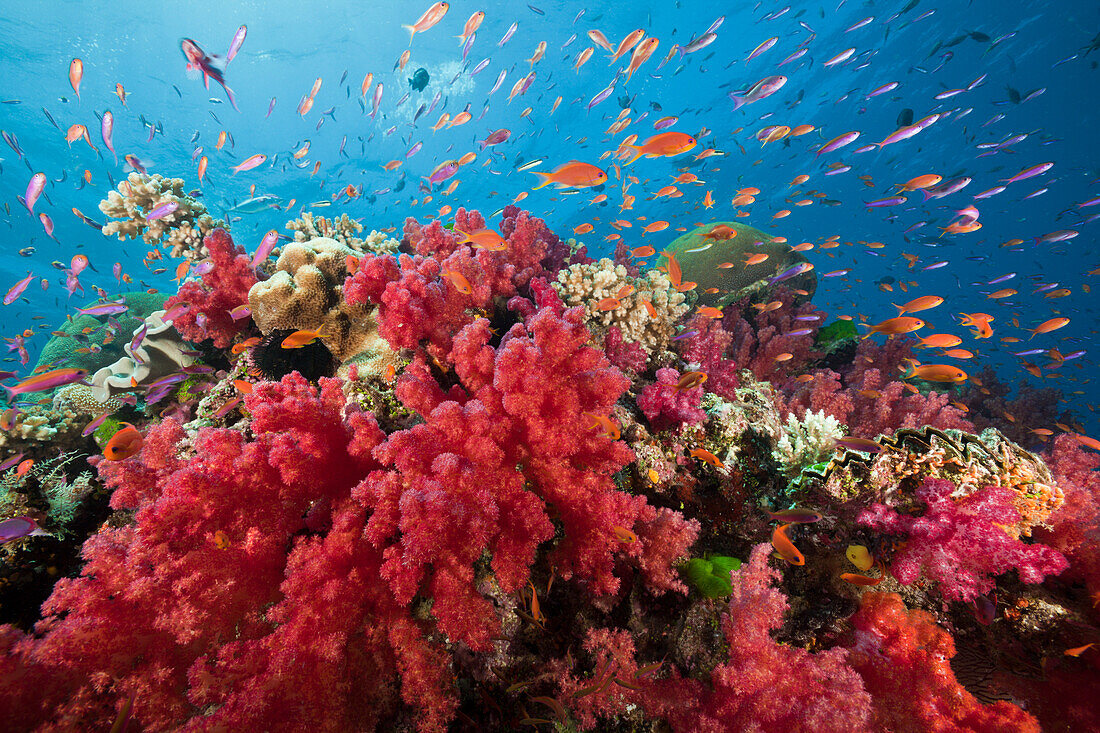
248, 237, 375, 361
98, 173, 223, 260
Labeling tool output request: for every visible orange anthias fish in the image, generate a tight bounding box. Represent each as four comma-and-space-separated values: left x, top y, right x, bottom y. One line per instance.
402, 1, 449, 43
455, 228, 507, 250
862, 316, 925, 339
896, 174, 942, 192
620, 131, 698, 164
914, 333, 962, 349
902, 361, 969, 383
1028, 317, 1070, 339
771, 523, 805, 566
701, 224, 738, 241
959, 312, 995, 339
104, 423, 144, 461
281, 326, 329, 349
441, 268, 473, 295
531, 161, 608, 190
583, 411, 620, 440
894, 295, 943, 315
69, 58, 83, 100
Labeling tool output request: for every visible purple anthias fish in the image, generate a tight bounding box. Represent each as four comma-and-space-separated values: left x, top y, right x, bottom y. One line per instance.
252, 230, 279, 267
765, 507, 823, 523
866, 196, 907, 207
922, 177, 971, 201
777, 48, 807, 67
679, 32, 717, 57
769, 261, 813, 284
1, 517, 49, 545
729, 75, 786, 110
1001, 161, 1054, 185
146, 201, 179, 221
227, 24, 247, 63
1035, 230, 1078, 244
76, 300, 128, 317
865, 81, 898, 99
180, 38, 238, 111
23, 172, 46, 214
426, 160, 459, 186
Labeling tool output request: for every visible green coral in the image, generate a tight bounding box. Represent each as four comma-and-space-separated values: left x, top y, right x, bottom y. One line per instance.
683, 555, 742, 598
93, 418, 125, 449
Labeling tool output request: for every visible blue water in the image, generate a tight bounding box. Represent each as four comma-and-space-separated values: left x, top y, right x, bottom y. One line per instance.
0, 0, 1097, 427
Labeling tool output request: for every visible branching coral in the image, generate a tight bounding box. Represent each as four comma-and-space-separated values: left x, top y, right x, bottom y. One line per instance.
636, 367, 706, 432
248, 237, 375, 361
845, 592, 1041, 732
285, 211, 400, 255
99, 173, 223, 260
857, 478, 1068, 602
553, 257, 688, 355
772, 408, 845, 476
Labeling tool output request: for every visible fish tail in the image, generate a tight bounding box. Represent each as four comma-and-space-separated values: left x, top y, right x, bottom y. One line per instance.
621, 144, 645, 165
223, 85, 239, 113
728, 93, 745, 111
893, 303, 906, 316
920, 188, 935, 202
453, 228, 470, 244
401, 24, 417, 44
531, 172, 553, 190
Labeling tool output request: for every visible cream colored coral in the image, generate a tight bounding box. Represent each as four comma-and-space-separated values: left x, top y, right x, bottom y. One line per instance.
552, 258, 688, 355
286, 211, 399, 255
772, 409, 845, 476
336, 324, 401, 383
52, 384, 123, 415
361, 228, 400, 254
248, 237, 374, 361
99, 173, 222, 260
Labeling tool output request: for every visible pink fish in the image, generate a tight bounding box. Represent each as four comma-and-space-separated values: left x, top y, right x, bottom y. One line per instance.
4, 368, 89, 397
252, 229, 279, 267
426, 159, 459, 186
180, 38, 238, 111
101, 110, 116, 163
479, 128, 511, 149
70, 255, 90, 276
38, 213, 57, 241
65, 271, 84, 298
817, 131, 860, 156
232, 154, 266, 174
22, 172, 46, 214
823, 47, 856, 67
745, 36, 777, 62
147, 201, 179, 220
227, 24, 247, 63
3, 274, 35, 305
130, 323, 148, 356
865, 81, 898, 99
113, 262, 122, 281
266, 97, 276, 118
124, 154, 148, 174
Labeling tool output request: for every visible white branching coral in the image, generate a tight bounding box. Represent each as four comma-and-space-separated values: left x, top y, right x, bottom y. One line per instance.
285, 211, 400, 255
772, 409, 845, 475
99, 173, 223, 260
552, 258, 688, 354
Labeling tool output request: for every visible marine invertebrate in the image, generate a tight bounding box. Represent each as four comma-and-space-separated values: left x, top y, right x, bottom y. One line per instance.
552, 257, 688, 355
636, 367, 706, 432
285, 211, 400, 255
845, 592, 1041, 731
1034, 434, 1100, 597
772, 408, 845, 476
98, 172, 223, 260
87, 310, 197, 400
162, 227, 257, 349
248, 237, 374, 361
858, 477, 1068, 602
52, 384, 123, 415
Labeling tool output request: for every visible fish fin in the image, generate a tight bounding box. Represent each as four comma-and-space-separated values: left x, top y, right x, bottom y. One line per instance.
401, 24, 417, 43
531, 171, 553, 190
727, 93, 745, 111
920, 188, 935, 202
893, 303, 906, 315
453, 228, 470, 244
621, 145, 645, 165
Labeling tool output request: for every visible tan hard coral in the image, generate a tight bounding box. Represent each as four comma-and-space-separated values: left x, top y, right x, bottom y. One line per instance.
286, 211, 400, 255
99, 173, 223, 260
248, 237, 374, 361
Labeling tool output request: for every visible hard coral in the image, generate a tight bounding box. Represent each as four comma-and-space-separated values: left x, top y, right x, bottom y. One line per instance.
857, 477, 1068, 602
248, 237, 374, 361
99, 172, 223, 260
163, 227, 257, 349
846, 592, 1041, 732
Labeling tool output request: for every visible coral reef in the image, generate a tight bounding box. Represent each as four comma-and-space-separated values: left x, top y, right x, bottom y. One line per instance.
87, 310, 197, 400
772, 408, 845, 476
249, 237, 375, 361
163, 228, 257, 348
99, 173, 223, 260
552, 257, 689, 355
858, 478, 1068, 602
286, 211, 400, 254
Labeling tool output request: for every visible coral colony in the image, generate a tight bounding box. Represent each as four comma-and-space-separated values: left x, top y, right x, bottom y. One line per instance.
0, 174, 1098, 733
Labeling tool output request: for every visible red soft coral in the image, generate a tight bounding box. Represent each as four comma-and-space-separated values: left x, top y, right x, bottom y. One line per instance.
163, 227, 256, 348
846, 592, 1041, 732
643, 544, 873, 732
858, 478, 1068, 602
1035, 434, 1100, 599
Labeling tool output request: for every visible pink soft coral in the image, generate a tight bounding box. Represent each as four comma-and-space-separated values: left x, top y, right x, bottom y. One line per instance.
858, 478, 1068, 602
636, 367, 707, 432
846, 592, 1041, 732
162, 227, 256, 348
1035, 434, 1100, 599
643, 544, 874, 732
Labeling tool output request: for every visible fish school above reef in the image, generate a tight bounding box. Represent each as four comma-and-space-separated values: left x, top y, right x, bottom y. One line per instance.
0, 166, 1097, 732
1, 4, 1099, 733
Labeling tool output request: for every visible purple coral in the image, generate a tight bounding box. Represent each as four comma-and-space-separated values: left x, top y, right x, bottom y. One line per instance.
858, 478, 1068, 602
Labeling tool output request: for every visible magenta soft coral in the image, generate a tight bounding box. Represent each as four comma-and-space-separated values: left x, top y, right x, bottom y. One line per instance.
846, 592, 1041, 732
641, 543, 873, 732
1035, 434, 1100, 599
162, 227, 256, 348
636, 367, 707, 432
858, 477, 1068, 602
